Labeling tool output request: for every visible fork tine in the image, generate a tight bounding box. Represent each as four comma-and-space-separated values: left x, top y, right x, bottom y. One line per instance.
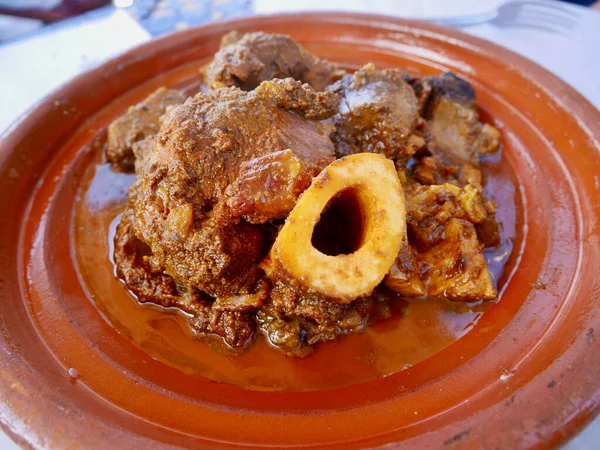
516, 9, 578, 28
498, 20, 567, 35
512, 0, 580, 19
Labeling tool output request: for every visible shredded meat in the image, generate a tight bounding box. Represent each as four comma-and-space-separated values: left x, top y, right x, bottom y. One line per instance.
206, 31, 340, 91
106, 87, 187, 170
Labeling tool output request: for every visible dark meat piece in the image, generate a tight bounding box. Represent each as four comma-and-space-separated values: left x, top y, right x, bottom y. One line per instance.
412, 153, 483, 187
206, 31, 339, 91
213, 149, 320, 225
411, 73, 501, 164
106, 87, 187, 170
328, 64, 418, 160
113, 201, 181, 307
328, 63, 419, 164
257, 280, 394, 356
113, 204, 255, 347
131, 78, 337, 296
405, 183, 497, 301
403, 72, 432, 113
384, 240, 426, 297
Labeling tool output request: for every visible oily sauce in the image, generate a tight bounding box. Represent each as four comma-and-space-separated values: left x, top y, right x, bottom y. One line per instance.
73, 147, 517, 392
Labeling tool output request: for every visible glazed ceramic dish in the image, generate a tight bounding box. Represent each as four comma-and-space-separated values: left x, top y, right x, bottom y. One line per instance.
0, 13, 598, 449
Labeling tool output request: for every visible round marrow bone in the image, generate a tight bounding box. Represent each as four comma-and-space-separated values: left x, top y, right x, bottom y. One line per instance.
268, 153, 406, 303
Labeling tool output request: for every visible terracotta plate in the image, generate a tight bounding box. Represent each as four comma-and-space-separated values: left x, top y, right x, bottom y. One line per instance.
0, 13, 599, 449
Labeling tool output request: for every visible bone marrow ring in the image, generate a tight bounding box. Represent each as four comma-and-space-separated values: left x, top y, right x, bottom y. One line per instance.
266, 153, 406, 303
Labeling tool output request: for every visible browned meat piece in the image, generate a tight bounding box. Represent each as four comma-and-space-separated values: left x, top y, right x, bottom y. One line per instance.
131, 78, 337, 297
420, 218, 496, 301
403, 72, 432, 113
412, 153, 483, 187
476, 215, 501, 248
113, 205, 255, 347
384, 240, 426, 297
405, 183, 497, 301
106, 87, 187, 170
206, 31, 339, 91
413, 73, 501, 164
131, 138, 154, 167
213, 149, 320, 225
114, 202, 181, 307
328, 64, 419, 164
257, 280, 394, 356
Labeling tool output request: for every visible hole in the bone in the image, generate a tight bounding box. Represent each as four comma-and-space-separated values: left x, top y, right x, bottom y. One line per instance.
311, 187, 365, 256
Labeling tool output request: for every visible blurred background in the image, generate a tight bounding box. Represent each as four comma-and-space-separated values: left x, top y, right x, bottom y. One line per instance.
0, 0, 597, 43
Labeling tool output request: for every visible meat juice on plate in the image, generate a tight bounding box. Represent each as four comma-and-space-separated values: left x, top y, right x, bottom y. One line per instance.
74, 148, 517, 392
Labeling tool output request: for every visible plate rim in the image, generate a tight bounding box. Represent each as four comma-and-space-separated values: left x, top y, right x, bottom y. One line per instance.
0, 11, 599, 449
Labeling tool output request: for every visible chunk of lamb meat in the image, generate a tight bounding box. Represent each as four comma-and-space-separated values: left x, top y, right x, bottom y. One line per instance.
327, 63, 420, 165
257, 278, 395, 356
106, 87, 187, 170
412, 153, 483, 187
408, 154, 501, 248
213, 149, 323, 225
206, 31, 339, 91
130, 78, 337, 298
409, 72, 501, 164
405, 182, 498, 301
113, 202, 257, 347
384, 239, 426, 298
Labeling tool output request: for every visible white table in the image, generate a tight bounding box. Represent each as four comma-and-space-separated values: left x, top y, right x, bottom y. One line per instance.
0, 1, 598, 448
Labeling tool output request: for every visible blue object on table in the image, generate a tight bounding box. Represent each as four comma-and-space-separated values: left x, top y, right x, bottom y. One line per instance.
123, 0, 252, 36
562, 0, 596, 5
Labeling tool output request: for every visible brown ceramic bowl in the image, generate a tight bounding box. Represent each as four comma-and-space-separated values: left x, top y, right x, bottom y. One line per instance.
0, 13, 599, 449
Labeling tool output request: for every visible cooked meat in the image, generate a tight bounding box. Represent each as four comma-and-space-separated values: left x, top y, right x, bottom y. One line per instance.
114, 200, 182, 307
131, 78, 336, 298
412, 153, 483, 187
113, 203, 255, 347
328, 63, 419, 163
420, 218, 496, 301
476, 215, 501, 248
405, 183, 497, 301
206, 31, 339, 91
403, 72, 432, 113
109, 35, 506, 355
213, 149, 321, 225
106, 87, 187, 170
257, 281, 394, 356
412, 73, 501, 164
384, 240, 426, 298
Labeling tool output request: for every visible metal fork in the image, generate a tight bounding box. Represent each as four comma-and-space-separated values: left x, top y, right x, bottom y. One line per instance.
426, 0, 579, 35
